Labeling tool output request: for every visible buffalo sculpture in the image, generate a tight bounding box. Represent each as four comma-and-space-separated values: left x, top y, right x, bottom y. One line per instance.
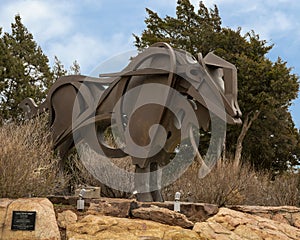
20, 42, 242, 202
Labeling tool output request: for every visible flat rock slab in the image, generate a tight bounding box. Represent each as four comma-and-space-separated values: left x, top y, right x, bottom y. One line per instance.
132, 206, 194, 228
67, 214, 201, 240
0, 198, 60, 240
229, 205, 300, 228
88, 198, 133, 218
142, 201, 219, 222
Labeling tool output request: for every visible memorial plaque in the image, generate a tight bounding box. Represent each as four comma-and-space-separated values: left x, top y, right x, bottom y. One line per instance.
11, 211, 36, 231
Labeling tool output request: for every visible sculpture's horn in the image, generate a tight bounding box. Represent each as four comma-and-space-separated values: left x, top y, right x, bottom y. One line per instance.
188, 126, 211, 178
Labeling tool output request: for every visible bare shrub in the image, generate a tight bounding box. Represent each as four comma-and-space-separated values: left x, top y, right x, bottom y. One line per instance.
0, 117, 67, 198
271, 173, 300, 206
248, 172, 300, 206
163, 160, 254, 206
163, 159, 300, 207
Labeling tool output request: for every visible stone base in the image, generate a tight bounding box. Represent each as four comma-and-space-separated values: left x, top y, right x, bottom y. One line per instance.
4, 197, 300, 239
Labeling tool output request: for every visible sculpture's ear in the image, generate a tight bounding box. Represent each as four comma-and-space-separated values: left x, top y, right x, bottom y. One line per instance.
203, 52, 242, 119
203, 52, 236, 70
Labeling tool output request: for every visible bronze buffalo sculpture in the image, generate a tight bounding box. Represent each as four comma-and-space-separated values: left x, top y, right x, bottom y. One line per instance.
20, 42, 242, 202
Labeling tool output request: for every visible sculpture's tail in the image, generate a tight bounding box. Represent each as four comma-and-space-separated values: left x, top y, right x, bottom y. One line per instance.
18, 97, 48, 119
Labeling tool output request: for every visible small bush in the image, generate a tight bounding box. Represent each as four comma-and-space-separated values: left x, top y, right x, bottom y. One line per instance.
0, 117, 67, 198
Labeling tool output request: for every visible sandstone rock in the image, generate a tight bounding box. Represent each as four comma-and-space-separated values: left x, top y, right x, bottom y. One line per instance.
273, 212, 290, 225
88, 198, 133, 218
195, 207, 300, 240
67, 214, 201, 240
229, 205, 300, 229
132, 206, 194, 228
57, 210, 77, 229
293, 213, 300, 228
0, 198, 60, 240
0, 199, 13, 234
136, 201, 219, 222
194, 221, 242, 240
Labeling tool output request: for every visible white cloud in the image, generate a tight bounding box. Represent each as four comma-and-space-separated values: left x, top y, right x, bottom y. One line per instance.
239, 11, 294, 40
0, 0, 115, 74
189, 0, 300, 42
47, 32, 135, 75
0, 0, 75, 42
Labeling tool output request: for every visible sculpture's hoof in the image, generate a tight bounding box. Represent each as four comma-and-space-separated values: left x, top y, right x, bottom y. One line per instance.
151, 190, 164, 202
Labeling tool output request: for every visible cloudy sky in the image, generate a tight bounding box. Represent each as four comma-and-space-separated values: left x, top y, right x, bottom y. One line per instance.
0, 0, 299, 128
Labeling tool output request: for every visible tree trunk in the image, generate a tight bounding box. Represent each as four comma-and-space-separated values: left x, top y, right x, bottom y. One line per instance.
234, 110, 261, 165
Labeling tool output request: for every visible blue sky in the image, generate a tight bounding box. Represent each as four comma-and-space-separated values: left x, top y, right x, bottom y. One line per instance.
0, 0, 299, 128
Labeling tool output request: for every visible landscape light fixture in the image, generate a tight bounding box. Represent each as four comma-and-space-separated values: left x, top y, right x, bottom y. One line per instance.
77, 188, 86, 211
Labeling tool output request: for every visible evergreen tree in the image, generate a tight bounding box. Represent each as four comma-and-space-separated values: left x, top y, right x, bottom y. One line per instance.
134, 0, 300, 171
0, 15, 53, 122
52, 56, 67, 81
69, 60, 81, 75
243, 108, 300, 172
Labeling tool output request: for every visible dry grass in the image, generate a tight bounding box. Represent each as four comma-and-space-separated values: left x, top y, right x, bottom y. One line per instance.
163, 159, 300, 207
0, 116, 67, 198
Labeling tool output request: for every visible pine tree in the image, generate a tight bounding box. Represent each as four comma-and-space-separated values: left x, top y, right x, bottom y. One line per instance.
69, 60, 81, 75
52, 56, 67, 81
0, 15, 53, 122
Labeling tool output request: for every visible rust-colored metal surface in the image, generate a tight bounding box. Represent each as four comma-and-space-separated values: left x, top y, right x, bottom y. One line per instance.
20, 42, 242, 202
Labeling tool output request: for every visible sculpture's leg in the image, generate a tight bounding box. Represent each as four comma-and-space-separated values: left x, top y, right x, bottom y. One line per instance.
134, 162, 164, 202
134, 164, 153, 202
150, 162, 164, 202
